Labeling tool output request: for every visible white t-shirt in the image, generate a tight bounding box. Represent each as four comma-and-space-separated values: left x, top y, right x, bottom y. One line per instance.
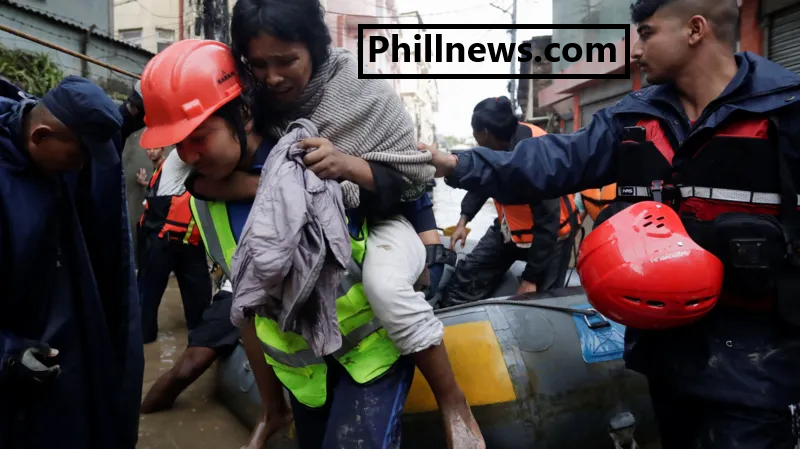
154, 150, 193, 196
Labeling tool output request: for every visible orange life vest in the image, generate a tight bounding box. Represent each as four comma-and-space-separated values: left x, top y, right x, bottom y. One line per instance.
493, 194, 581, 245
139, 160, 201, 246
495, 123, 583, 245
580, 183, 617, 221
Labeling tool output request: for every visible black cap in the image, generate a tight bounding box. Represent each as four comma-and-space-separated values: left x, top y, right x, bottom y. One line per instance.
41, 76, 123, 166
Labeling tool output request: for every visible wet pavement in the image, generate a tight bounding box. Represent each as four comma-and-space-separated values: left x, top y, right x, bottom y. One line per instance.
136, 180, 497, 448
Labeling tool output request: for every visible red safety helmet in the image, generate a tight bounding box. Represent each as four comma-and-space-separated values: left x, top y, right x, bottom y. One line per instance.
139, 39, 243, 149
576, 201, 724, 330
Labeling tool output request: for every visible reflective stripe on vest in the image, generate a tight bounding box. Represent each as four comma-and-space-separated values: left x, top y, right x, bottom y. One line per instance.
680, 186, 800, 205
190, 198, 400, 408
256, 219, 399, 408
189, 198, 237, 279
261, 315, 384, 368
616, 185, 800, 206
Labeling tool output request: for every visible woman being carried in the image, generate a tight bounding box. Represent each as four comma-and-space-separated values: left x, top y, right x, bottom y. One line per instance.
188, 0, 484, 447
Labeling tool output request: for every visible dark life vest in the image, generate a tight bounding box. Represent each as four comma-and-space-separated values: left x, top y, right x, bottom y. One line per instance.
610, 113, 800, 311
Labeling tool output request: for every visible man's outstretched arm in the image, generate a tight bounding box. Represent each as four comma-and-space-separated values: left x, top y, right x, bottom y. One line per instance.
433, 108, 622, 205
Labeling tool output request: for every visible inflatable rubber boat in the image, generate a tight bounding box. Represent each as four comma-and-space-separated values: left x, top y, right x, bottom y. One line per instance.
215, 236, 659, 449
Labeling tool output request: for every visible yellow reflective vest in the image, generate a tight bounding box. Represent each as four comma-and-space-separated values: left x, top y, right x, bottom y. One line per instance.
189, 197, 401, 407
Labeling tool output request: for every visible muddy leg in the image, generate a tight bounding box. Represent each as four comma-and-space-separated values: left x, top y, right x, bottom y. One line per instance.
141, 346, 217, 413
414, 344, 486, 449
239, 320, 293, 449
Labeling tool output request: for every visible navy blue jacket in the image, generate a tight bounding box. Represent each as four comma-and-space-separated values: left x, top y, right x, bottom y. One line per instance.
445, 52, 800, 410
0, 88, 143, 447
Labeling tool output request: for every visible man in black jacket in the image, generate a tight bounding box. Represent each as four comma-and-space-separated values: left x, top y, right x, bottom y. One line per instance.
425, 0, 800, 446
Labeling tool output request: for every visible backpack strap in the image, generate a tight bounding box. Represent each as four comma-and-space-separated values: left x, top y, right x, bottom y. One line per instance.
767, 113, 800, 257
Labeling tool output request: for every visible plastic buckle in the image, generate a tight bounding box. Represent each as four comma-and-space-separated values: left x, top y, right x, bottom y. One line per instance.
650, 180, 679, 206
425, 244, 457, 267
584, 309, 611, 329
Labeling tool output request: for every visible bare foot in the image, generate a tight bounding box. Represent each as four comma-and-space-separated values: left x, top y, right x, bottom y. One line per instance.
441, 398, 485, 449
240, 406, 294, 449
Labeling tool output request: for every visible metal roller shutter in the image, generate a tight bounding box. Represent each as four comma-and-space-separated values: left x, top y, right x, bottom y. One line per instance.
769, 4, 800, 74
581, 93, 628, 127
564, 119, 574, 133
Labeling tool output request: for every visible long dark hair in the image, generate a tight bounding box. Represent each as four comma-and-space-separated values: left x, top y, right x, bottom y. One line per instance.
230, 0, 332, 132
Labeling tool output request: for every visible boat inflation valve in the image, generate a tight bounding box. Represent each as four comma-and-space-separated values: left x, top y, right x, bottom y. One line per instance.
609, 412, 639, 449
238, 359, 255, 393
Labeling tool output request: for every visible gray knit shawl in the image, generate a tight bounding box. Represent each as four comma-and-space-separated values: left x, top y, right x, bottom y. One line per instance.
261, 47, 434, 208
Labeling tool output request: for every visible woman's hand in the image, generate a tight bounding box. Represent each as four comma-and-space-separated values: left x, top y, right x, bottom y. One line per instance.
299, 137, 357, 180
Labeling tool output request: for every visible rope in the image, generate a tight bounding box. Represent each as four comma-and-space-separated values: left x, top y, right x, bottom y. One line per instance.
433, 294, 599, 317
0, 23, 141, 79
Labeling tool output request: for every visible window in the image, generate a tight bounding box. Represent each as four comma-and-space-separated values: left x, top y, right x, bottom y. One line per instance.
118, 28, 143, 47
156, 28, 175, 53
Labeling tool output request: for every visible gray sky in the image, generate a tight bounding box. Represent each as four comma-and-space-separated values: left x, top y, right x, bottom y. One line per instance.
395, 0, 553, 139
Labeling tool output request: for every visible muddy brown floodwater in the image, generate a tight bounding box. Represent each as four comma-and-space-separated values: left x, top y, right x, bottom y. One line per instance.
135, 180, 497, 448
136, 279, 251, 449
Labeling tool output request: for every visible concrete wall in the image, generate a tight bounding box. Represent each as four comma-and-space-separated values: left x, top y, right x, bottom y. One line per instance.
0, 3, 152, 96
14, 0, 113, 33
551, 0, 631, 73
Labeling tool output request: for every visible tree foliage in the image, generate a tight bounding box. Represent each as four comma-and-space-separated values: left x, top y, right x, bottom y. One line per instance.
0, 44, 63, 97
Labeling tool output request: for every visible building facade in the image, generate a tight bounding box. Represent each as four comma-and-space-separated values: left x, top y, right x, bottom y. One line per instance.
516, 35, 558, 131
113, 0, 400, 94
536, 0, 788, 134
325, 0, 402, 94
114, 0, 182, 54
396, 12, 438, 145
13, 0, 114, 34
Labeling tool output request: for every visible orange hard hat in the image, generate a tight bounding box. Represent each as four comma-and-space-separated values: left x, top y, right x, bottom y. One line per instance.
576, 201, 724, 330
139, 39, 242, 149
